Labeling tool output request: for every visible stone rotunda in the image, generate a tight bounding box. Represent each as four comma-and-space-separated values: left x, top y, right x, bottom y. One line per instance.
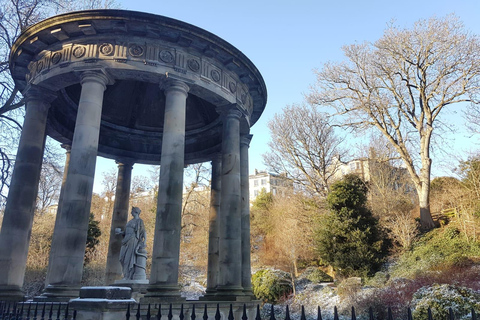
0, 10, 267, 301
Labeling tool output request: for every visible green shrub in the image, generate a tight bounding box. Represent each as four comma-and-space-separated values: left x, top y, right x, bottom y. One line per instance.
252, 269, 292, 303
443, 226, 460, 239
301, 267, 333, 283
411, 284, 480, 320
366, 271, 390, 287
391, 228, 480, 278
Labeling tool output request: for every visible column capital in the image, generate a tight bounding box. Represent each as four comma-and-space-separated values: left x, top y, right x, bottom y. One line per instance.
115, 159, 135, 169
216, 104, 244, 121
240, 134, 253, 147
210, 152, 222, 164
60, 143, 72, 153
78, 69, 114, 89
164, 79, 190, 97
23, 84, 57, 105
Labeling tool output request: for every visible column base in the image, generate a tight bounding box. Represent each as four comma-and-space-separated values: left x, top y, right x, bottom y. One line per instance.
200, 288, 217, 300
213, 285, 247, 301
243, 288, 255, 298
142, 283, 184, 302
0, 285, 25, 301
34, 284, 81, 302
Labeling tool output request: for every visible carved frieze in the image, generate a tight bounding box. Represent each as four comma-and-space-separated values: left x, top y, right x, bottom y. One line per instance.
187, 59, 200, 72
25, 39, 252, 113
128, 44, 144, 57
51, 52, 62, 65
211, 69, 221, 83
73, 46, 86, 58
159, 50, 174, 63
99, 43, 114, 56
229, 81, 237, 94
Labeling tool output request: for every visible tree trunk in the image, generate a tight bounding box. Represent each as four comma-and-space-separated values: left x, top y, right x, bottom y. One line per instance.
418, 124, 436, 230
418, 186, 435, 229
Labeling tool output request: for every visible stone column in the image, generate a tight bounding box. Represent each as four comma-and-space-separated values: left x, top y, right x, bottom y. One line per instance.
216, 107, 244, 298
146, 79, 189, 298
57, 144, 72, 217
240, 134, 253, 297
105, 161, 134, 285
42, 70, 111, 300
44, 143, 71, 289
204, 153, 222, 297
0, 85, 55, 300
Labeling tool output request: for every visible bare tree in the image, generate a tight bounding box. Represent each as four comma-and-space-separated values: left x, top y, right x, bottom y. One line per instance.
101, 167, 117, 218
308, 16, 480, 229
0, 0, 120, 200
181, 163, 210, 235
263, 103, 347, 197
250, 190, 317, 280
36, 160, 62, 215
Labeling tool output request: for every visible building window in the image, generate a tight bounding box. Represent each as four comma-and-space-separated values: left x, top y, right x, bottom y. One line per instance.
254, 190, 259, 197
254, 180, 259, 187
272, 188, 277, 195
261, 179, 266, 185
350, 162, 360, 170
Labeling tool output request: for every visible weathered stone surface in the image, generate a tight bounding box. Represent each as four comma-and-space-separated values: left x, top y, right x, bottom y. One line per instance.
3, 9, 267, 303
70, 286, 135, 320
78, 286, 132, 299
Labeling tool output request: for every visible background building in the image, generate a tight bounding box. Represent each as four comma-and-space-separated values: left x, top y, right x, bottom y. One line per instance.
249, 169, 293, 200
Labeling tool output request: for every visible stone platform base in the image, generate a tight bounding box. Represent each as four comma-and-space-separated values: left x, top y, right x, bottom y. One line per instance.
69, 286, 135, 320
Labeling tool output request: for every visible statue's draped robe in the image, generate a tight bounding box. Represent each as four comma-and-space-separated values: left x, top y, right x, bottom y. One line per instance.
119, 218, 146, 280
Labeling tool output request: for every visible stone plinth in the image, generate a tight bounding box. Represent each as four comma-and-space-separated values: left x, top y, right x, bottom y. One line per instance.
69, 287, 135, 320
113, 280, 149, 302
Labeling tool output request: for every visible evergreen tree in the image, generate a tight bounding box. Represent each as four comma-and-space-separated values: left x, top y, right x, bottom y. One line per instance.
315, 174, 389, 277
85, 213, 101, 264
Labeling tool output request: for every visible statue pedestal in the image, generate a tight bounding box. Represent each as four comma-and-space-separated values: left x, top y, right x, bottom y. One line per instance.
69, 286, 135, 320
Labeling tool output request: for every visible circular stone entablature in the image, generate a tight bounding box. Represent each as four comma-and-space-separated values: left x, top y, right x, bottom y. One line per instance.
9, 10, 267, 164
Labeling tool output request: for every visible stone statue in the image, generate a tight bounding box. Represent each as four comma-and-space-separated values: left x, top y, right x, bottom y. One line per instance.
117, 207, 147, 281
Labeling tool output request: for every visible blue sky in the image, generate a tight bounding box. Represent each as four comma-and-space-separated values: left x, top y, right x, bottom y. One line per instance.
93, 0, 480, 192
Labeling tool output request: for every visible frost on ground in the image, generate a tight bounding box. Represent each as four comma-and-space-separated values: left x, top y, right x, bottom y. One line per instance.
263, 283, 341, 320
179, 266, 343, 319
181, 280, 206, 300
179, 265, 206, 300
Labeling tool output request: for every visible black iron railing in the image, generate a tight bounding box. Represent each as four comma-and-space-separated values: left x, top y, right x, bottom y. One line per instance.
125, 303, 478, 320
0, 302, 477, 320
0, 302, 74, 320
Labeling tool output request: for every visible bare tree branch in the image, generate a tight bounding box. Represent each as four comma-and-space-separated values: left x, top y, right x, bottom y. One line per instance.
308, 15, 480, 229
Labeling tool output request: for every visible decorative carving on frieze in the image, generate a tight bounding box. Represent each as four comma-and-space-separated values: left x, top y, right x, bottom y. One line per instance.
187, 59, 200, 72
23, 39, 254, 111
36, 61, 44, 73
159, 50, 174, 63
99, 43, 114, 56
241, 91, 247, 104
128, 44, 144, 57
51, 52, 62, 65
173, 66, 187, 74
229, 81, 237, 93
73, 46, 86, 58
211, 69, 220, 83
